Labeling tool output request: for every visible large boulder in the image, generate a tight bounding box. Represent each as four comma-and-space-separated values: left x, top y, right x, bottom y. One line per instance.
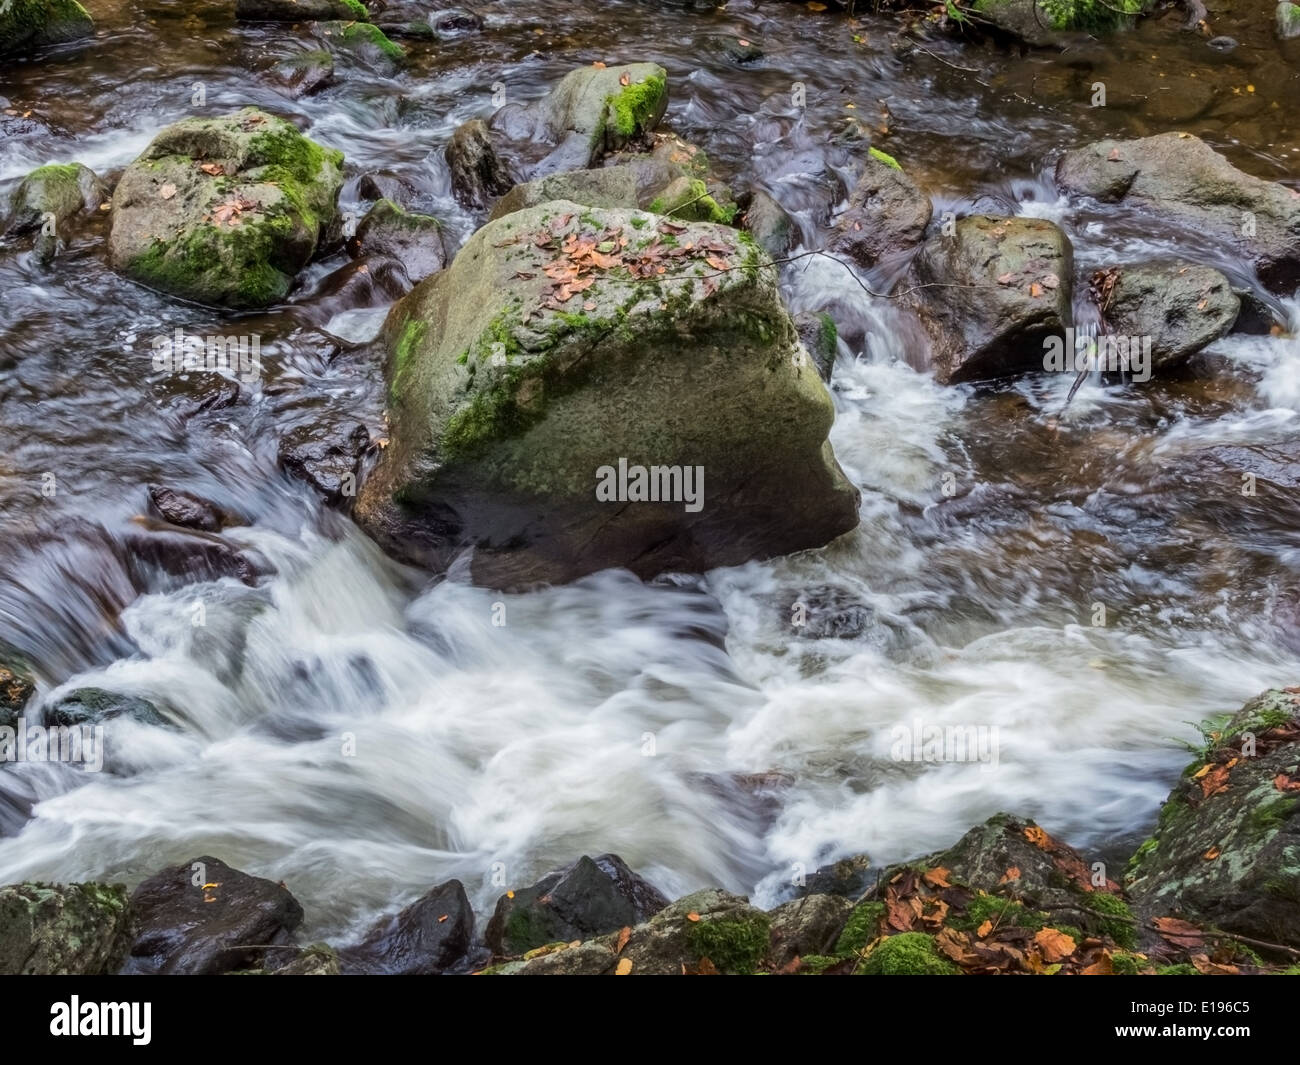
907, 215, 1073, 384
969, 0, 1150, 46
3, 162, 107, 263
339, 879, 474, 974
109, 108, 344, 309
448, 64, 667, 205
1098, 261, 1239, 369
1125, 689, 1300, 951
123, 855, 305, 974
829, 149, 931, 269
355, 200, 860, 586
352, 197, 447, 284
311, 20, 405, 74
485, 854, 669, 955
0, 882, 134, 975
1056, 133, 1300, 292
767, 893, 854, 968
0, 0, 93, 56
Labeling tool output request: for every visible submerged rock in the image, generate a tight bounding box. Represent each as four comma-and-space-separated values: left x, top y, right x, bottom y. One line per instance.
124, 855, 304, 975
147, 484, 234, 532
354, 200, 860, 586
907, 215, 1073, 383
352, 197, 447, 283
0, 0, 93, 56
340, 879, 474, 974
312, 20, 405, 74
0, 882, 133, 975
1056, 133, 1300, 292
0, 645, 36, 731
485, 854, 669, 955
108, 108, 344, 309
1099, 261, 1239, 369
448, 64, 668, 205
1126, 689, 1300, 951
270, 49, 336, 98
829, 149, 931, 269
3, 161, 107, 263
278, 420, 370, 504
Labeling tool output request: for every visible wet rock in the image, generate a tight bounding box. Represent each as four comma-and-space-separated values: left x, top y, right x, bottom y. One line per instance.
486, 888, 770, 975
147, 484, 232, 532
1126, 689, 1300, 951
340, 879, 473, 974
236, 0, 370, 19
829, 149, 931, 269
447, 64, 667, 204
123, 524, 261, 585
742, 188, 796, 260
794, 312, 838, 383
312, 20, 405, 74
803, 853, 873, 898
354, 201, 859, 586
1055, 132, 1300, 292
1231, 286, 1285, 336
1206, 35, 1237, 52
486, 855, 668, 956
789, 583, 872, 638
358, 170, 416, 204
278, 420, 369, 504
270, 49, 335, 98
1279, 2, 1300, 39
0, 882, 133, 975
124, 855, 304, 975
376, 2, 483, 38
0, 644, 36, 731
767, 893, 855, 968
446, 119, 517, 210
293, 255, 411, 323
4, 161, 107, 262
698, 32, 764, 65
45, 687, 168, 729
906, 215, 1073, 384
0, 0, 94, 56
969, 0, 1149, 47
352, 198, 447, 283
109, 108, 344, 309
1100, 261, 1239, 369
489, 159, 683, 221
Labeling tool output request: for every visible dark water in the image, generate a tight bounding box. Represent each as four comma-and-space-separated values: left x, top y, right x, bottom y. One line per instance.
0, 0, 1297, 936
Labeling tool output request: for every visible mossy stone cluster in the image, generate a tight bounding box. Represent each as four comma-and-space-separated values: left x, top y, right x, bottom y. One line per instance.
0, 0, 93, 56
108, 108, 344, 308
0, 882, 134, 975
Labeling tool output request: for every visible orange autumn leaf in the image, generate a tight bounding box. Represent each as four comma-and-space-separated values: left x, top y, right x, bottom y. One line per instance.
686, 912, 701, 922
619, 72, 631, 86
1024, 825, 1050, 848
1028, 282, 1044, 298
616, 926, 631, 954
1200, 764, 1231, 798
1202, 846, 1221, 860
976, 919, 993, 938
1081, 950, 1114, 975
1153, 916, 1204, 949
998, 866, 1021, 885
437, 914, 448, 923
615, 957, 633, 975
922, 866, 952, 888
1274, 773, 1300, 792
1033, 927, 1077, 963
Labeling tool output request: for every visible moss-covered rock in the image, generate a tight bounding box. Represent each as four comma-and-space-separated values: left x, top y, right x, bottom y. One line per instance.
312, 19, 405, 74
859, 931, 960, 975
235, 0, 369, 21
355, 200, 860, 586
4, 161, 106, 263
45, 687, 168, 728
353, 197, 446, 283
1280, 2, 1300, 40
0, 0, 93, 56
767, 893, 855, 968
1125, 689, 1300, 951
829, 148, 931, 270
108, 108, 344, 309
0, 882, 134, 975
971, 0, 1151, 46
448, 64, 668, 207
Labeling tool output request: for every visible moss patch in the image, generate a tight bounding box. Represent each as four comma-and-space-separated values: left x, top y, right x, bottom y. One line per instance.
860, 932, 960, 975
868, 146, 902, 171
685, 909, 771, 975
834, 901, 886, 956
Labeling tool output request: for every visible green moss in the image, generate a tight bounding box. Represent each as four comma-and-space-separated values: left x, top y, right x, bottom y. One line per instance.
340, 0, 369, 18
818, 312, 837, 352
0, 0, 93, 54
605, 73, 667, 141
950, 893, 1046, 933
26, 162, 80, 181
390, 318, 427, 400
834, 901, 886, 956
974, 0, 1147, 31
1157, 963, 1199, 975
336, 20, 404, 62
648, 178, 737, 225
685, 909, 771, 975
1112, 951, 1145, 975
1250, 797, 1297, 835
1081, 892, 1137, 949
799, 954, 843, 974
860, 932, 960, 975
868, 146, 902, 171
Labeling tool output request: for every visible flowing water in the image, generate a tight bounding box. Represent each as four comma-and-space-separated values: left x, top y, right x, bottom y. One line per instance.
1, 0, 1298, 939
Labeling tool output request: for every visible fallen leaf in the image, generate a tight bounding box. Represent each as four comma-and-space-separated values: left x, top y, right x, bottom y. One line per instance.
1202, 846, 1221, 860
619, 72, 631, 86
977, 919, 993, 938
1107, 148, 1121, 161
437, 914, 448, 923
1081, 950, 1114, 975
1033, 927, 1077, 963
922, 867, 952, 888
506, 890, 514, 899
1024, 825, 1051, 849
1273, 773, 1300, 792
687, 912, 701, 922
996, 272, 1015, 285
159, 183, 178, 200
1153, 916, 1204, 949
615, 957, 633, 975
1029, 282, 1044, 298
1200, 763, 1231, 798
616, 926, 631, 954
998, 866, 1021, 885
592, 60, 606, 68
807, 1, 827, 9
199, 162, 225, 176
